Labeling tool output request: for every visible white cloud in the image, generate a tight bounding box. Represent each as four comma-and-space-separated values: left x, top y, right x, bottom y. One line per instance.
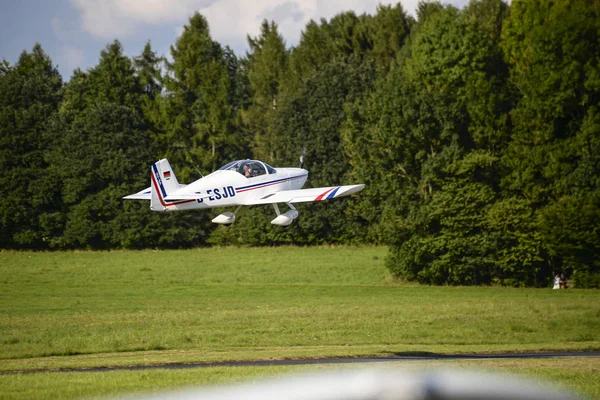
68, 0, 468, 52
69, 0, 216, 38
199, 0, 312, 50
193, 0, 414, 53
70, 1, 134, 38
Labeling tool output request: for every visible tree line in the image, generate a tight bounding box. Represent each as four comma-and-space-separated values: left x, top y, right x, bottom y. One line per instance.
1, 0, 598, 287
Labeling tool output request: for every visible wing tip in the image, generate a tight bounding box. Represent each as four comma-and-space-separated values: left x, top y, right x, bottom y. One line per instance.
336, 184, 365, 197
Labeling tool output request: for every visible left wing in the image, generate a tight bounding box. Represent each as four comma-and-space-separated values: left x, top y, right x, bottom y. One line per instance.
243, 184, 365, 205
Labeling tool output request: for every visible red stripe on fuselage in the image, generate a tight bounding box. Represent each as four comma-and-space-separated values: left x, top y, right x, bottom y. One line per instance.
151, 172, 196, 207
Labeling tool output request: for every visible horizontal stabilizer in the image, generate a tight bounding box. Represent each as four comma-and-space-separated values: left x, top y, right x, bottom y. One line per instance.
123, 187, 151, 200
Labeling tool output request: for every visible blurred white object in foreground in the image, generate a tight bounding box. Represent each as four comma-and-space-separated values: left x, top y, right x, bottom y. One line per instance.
133, 368, 581, 400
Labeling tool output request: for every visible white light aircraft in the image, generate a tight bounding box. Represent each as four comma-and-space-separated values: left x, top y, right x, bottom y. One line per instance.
124, 159, 365, 226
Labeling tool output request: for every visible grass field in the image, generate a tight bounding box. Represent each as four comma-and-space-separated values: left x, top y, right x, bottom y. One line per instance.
1, 247, 600, 398
1, 358, 599, 399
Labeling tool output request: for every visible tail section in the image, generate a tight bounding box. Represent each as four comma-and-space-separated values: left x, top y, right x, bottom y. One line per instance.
123, 187, 151, 200
150, 159, 194, 211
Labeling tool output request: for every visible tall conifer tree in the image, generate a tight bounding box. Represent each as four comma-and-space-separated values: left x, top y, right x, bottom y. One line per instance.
244, 20, 288, 162
164, 13, 246, 179
0, 44, 62, 248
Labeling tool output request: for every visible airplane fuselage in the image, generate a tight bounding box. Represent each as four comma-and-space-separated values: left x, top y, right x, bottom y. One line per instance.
124, 158, 364, 226
151, 166, 308, 212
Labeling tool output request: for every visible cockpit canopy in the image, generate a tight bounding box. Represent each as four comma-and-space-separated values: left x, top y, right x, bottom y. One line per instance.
218, 160, 276, 178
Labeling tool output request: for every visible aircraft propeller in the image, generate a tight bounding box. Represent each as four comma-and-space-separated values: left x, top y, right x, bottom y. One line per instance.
299, 144, 306, 169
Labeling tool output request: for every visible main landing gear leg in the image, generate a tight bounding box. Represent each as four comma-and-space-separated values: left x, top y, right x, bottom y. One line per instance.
270, 203, 299, 226
233, 205, 242, 216
272, 203, 281, 216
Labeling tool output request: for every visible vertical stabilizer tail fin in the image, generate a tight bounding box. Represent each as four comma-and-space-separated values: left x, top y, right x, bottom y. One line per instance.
150, 159, 183, 211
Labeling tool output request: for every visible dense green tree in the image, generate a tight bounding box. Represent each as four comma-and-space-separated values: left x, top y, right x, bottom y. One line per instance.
345, 1, 514, 283
88, 42, 143, 107
0, 44, 62, 248
388, 153, 501, 285
223, 45, 251, 114
368, 3, 413, 70
273, 56, 376, 243
44, 41, 202, 248
538, 192, 600, 288
46, 42, 143, 247
133, 41, 169, 160
134, 41, 164, 100
500, 0, 600, 282
1, 0, 598, 287
50, 103, 152, 247
243, 20, 288, 162
284, 11, 373, 95
501, 0, 600, 202
211, 56, 376, 245
164, 13, 247, 180
285, 19, 332, 86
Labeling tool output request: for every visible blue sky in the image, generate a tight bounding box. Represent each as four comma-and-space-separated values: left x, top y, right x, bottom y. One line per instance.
1, 0, 469, 81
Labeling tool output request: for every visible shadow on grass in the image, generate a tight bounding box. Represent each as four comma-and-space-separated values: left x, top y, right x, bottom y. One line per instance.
379, 351, 443, 357
378, 350, 600, 360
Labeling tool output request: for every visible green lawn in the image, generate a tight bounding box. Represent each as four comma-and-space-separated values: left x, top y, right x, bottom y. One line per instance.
1, 247, 599, 398
1, 358, 599, 400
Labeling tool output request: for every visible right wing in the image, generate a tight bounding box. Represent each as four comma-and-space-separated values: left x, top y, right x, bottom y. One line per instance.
243, 184, 365, 205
